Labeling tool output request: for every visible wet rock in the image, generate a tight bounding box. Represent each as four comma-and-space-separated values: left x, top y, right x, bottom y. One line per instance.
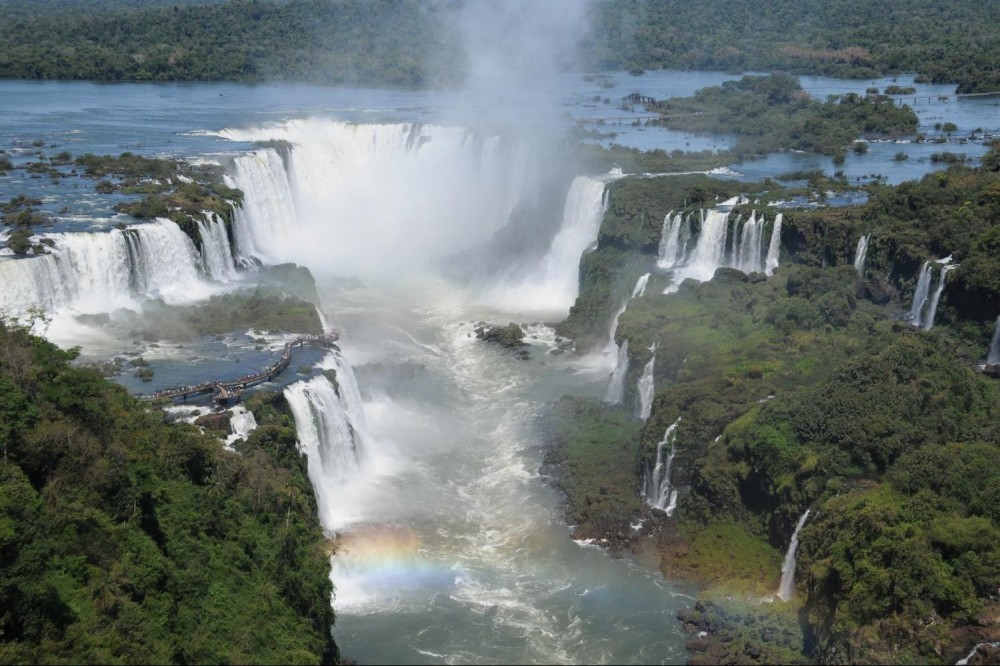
194, 412, 231, 433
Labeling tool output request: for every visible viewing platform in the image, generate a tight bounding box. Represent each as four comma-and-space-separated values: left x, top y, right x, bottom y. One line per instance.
145, 332, 339, 404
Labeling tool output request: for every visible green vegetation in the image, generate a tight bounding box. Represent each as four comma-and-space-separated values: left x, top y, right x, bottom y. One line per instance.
0, 0, 456, 86
73, 152, 244, 244
553, 145, 1000, 662
98, 288, 323, 341
0, 316, 338, 663
588, 0, 1000, 94
649, 74, 918, 159
1, 0, 996, 93
543, 397, 644, 549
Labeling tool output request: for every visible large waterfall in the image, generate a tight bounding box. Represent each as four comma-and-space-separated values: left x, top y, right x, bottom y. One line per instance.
777, 509, 811, 602
284, 349, 371, 531
196, 211, 238, 281
643, 417, 680, 514
635, 343, 656, 420
908, 258, 955, 330
661, 207, 782, 290
853, 235, 869, 276
0, 218, 220, 315
220, 120, 538, 277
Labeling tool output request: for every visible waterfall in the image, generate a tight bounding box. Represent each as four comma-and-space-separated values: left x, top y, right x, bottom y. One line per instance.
657, 211, 688, 269
661, 206, 782, 292
196, 211, 237, 281
0, 218, 216, 315
907, 262, 934, 325
522, 176, 608, 311
765, 213, 782, 276
220, 120, 538, 277
225, 405, 258, 449
685, 209, 730, 282
284, 349, 370, 530
908, 258, 955, 330
732, 211, 765, 274
604, 272, 652, 401
922, 263, 956, 330
632, 272, 650, 298
643, 417, 680, 513
777, 509, 811, 602
226, 148, 298, 266
604, 339, 630, 404
987, 316, 1000, 366
853, 234, 869, 276
635, 343, 656, 420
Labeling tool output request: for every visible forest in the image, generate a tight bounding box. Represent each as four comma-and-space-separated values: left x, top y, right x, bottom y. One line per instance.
0, 314, 338, 663
0, 0, 997, 92
549, 144, 1000, 663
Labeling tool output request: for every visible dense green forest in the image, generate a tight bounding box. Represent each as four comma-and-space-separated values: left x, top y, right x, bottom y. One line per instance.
588, 0, 1000, 94
549, 146, 1000, 663
647, 73, 918, 159
0, 0, 996, 91
0, 315, 338, 663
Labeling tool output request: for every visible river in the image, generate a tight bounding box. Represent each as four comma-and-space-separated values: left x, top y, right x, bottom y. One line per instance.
0, 71, 995, 663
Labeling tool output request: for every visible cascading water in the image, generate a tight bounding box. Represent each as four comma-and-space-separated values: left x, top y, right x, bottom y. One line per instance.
284, 349, 371, 530
908, 258, 955, 330
986, 316, 1000, 366
777, 509, 811, 601
604, 338, 630, 404
732, 211, 765, 274
220, 120, 537, 277
853, 234, 869, 276
922, 263, 956, 330
683, 209, 730, 282
644, 417, 680, 514
657, 211, 688, 269
632, 272, 650, 299
196, 211, 237, 281
225, 405, 258, 449
908, 261, 934, 325
661, 207, 781, 291
635, 343, 656, 421
0, 218, 218, 315
603, 273, 652, 403
765, 213, 782, 276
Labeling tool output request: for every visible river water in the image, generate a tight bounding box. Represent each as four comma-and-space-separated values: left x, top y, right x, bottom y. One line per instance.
0, 71, 996, 663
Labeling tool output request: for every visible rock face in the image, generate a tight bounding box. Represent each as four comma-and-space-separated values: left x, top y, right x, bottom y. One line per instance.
862, 276, 895, 305
474, 322, 529, 359
194, 412, 231, 433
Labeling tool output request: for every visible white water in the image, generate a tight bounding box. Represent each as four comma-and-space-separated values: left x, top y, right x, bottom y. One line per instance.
657, 211, 688, 269
635, 344, 656, 421
225, 405, 258, 449
853, 234, 869, 276
196, 211, 238, 281
604, 339, 630, 404
221, 120, 536, 278
777, 509, 811, 601
284, 349, 374, 530
632, 272, 650, 299
662, 207, 782, 291
909, 258, 955, 330
765, 213, 782, 276
643, 417, 680, 513
922, 263, 956, 330
485, 175, 609, 314
987, 316, 1000, 365
0, 218, 219, 315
